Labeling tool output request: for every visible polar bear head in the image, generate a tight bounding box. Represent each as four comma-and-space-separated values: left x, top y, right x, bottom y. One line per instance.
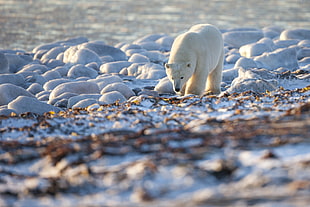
165, 62, 195, 93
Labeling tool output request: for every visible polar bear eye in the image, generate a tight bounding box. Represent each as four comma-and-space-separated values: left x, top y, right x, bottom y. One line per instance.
180, 77, 184, 79
187, 63, 191, 67
165, 63, 170, 69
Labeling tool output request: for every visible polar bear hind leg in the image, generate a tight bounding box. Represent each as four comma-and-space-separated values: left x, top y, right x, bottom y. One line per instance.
205, 49, 224, 95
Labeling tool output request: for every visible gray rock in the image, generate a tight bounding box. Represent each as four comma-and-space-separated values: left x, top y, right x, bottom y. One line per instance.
140, 51, 166, 63
0, 108, 17, 116
235, 57, 257, 69
18, 64, 49, 74
43, 78, 71, 91
80, 42, 127, 61
0, 83, 35, 106
72, 99, 98, 109
67, 48, 102, 65
139, 42, 162, 51
48, 92, 78, 105
280, 29, 310, 40
99, 91, 127, 104
254, 47, 299, 70
49, 81, 100, 100
0, 74, 25, 87
154, 77, 174, 94
67, 64, 98, 79
8, 96, 61, 115
222, 68, 239, 83
44, 59, 65, 68
101, 82, 135, 99
274, 40, 299, 49
27, 83, 44, 95
51, 66, 70, 77
223, 31, 264, 48
67, 94, 101, 108
5, 53, 32, 73
42, 70, 62, 81
156, 35, 174, 51
226, 54, 241, 64
41, 46, 68, 62
128, 53, 150, 63
89, 75, 123, 90
100, 61, 132, 74
239, 43, 273, 58
134, 34, 165, 44
0, 52, 9, 74
297, 48, 310, 60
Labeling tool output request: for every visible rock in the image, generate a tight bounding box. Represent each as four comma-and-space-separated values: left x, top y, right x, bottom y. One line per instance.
8, 96, 61, 115
27, 83, 44, 95
80, 42, 127, 61
99, 91, 127, 104
120, 44, 142, 52
156, 35, 174, 51
72, 99, 98, 109
154, 77, 174, 94
140, 51, 166, 63
239, 43, 273, 58
222, 68, 239, 83
18, 64, 49, 74
254, 47, 299, 70
226, 78, 278, 94
66, 48, 102, 65
67, 64, 98, 79
131, 63, 165, 79
101, 82, 135, 99
298, 40, 310, 48
56, 36, 89, 46
280, 29, 310, 40
0, 74, 25, 87
89, 75, 123, 90
234, 57, 257, 69
128, 53, 150, 63
42, 70, 62, 81
223, 31, 264, 48
0, 52, 9, 73
297, 48, 310, 60
262, 26, 283, 39
48, 92, 78, 105
100, 61, 132, 74
32, 43, 60, 54
67, 94, 101, 108
43, 78, 71, 91
274, 40, 299, 49
0, 83, 35, 106
24, 73, 47, 85
125, 48, 147, 57
139, 42, 162, 51
49, 81, 100, 100
40, 46, 68, 62
5, 53, 32, 73
226, 54, 241, 64
44, 59, 65, 68
134, 34, 165, 44
51, 66, 70, 77
0, 108, 17, 116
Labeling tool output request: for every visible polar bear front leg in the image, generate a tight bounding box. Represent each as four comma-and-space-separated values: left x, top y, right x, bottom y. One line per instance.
205, 51, 223, 95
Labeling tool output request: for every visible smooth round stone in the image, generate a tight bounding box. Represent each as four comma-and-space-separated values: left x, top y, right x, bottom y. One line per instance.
49, 81, 100, 100
24, 73, 47, 85
280, 29, 310, 40
56, 36, 89, 46
125, 48, 147, 57
134, 34, 165, 44
69, 48, 102, 65
223, 31, 264, 48
80, 42, 127, 61
90, 75, 122, 90
8, 96, 61, 115
101, 82, 135, 99
5, 53, 32, 73
0, 83, 35, 106
51, 66, 70, 77
72, 99, 98, 109
297, 48, 310, 60
274, 39, 299, 49
139, 42, 162, 51
0, 52, 9, 74
27, 83, 44, 95
100, 55, 114, 63
128, 53, 150, 63
235, 57, 257, 69
120, 44, 142, 52
140, 51, 166, 63
40, 46, 68, 62
239, 43, 272, 58
126, 63, 144, 76
32, 43, 60, 54
67, 94, 101, 108
137, 69, 166, 80
226, 78, 278, 94
226, 54, 241, 64
48, 92, 78, 105
0, 74, 25, 87
154, 77, 174, 95
155, 35, 174, 51
18, 64, 49, 74
86, 62, 99, 70
99, 91, 127, 104
298, 40, 310, 48
42, 70, 62, 81
44, 59, 65, 68
100, 61, 132, 74
254, 47, 299, 70
43, 78, 71, 91
67, 64, 98, 79
222, 68, 239, 83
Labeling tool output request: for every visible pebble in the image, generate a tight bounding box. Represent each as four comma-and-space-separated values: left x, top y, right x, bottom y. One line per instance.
0, 83, 34, 106
8, 96, 61, 115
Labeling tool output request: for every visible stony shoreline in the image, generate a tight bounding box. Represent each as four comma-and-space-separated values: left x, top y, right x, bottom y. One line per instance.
1, 26, 310, 206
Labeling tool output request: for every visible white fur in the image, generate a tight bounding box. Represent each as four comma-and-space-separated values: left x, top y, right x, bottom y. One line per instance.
165, 24, 224, 95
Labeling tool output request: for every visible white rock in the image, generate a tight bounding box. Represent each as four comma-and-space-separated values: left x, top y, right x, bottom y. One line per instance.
239, 43, 272, 58
226, 54, 241, 64
32, 43, 60, 54
89, 75, 122, 90
0, 52, 9, 74
41, 46, 68, 62
226, 78, 278, 94
100, 61, 132, 74
120, 44, 142, 52
67, 94, 101, 108
222, 68, 239, 83
235, 57, 257, 69
128, 53, 150, 63
0, 83, 35, 106
297, 48, 310, 60
137, 69, 166, 80
49, 81, 100, 100
51, 66, 70, 77
274, 40, 299, 49
125, 48, 147, 57
0, 74, 25, 87
134, 34, 165, 44
139, 42, 162, 51
154, 77, 174, 94
47, 92, 78, 105
68, 48, 102, 65
140, 51, 166, 63
101, 82, 135, 99
99, 91, 127, 104
254, 47, 299, 70
5, 53, 32, 73
72, 99, 98, 109
42, 70, 62, 81
223, 31, 264, 48
27, 83, 44, 95
8, 96, 61, 115
156, 35, 174, 51
67, 64, 98, 79
280, 29, 310, 40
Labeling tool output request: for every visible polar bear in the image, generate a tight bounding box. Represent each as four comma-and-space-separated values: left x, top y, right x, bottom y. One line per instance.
165, 24, 224, 95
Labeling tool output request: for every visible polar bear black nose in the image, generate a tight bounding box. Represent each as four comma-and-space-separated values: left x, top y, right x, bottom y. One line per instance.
175, 87, 180, 92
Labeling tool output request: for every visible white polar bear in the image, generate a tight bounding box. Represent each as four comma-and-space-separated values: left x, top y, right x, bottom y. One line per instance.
165, 24, 224, 95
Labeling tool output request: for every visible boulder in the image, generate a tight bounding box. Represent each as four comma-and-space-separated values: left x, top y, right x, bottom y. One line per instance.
223, 31, 264, 48
0, 83, 35, 106
99, 91, 127, 104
